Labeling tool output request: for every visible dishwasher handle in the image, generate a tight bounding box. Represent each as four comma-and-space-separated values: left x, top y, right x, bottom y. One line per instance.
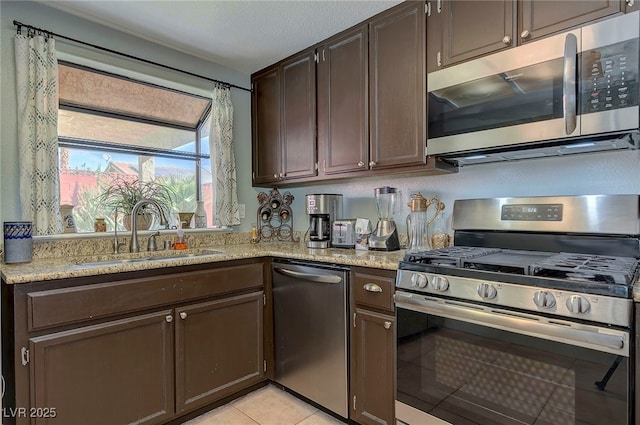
273, 267, 343, 284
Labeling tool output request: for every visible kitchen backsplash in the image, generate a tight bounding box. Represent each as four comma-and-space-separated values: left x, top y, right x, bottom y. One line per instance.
256, 148, 640, 236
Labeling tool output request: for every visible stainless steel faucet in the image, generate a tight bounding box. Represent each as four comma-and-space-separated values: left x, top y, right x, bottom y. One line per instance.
129, 199, 170, 253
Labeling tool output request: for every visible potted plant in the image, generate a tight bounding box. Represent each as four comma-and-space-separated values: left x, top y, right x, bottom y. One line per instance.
99, 177, 176, 230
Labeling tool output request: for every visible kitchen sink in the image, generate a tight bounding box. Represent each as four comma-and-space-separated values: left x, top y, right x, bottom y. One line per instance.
72, 248, 225, 269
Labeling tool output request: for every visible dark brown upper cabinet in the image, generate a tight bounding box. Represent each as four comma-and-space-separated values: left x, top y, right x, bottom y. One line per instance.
520, 0, 625, 44
252, 65, 282, 185
428, 1, 514, 72
281, 50, 317, 181
317, 25, 369, 176
369, 1, 427, 170
428, 0, 629, 72
251, 49, 317, 185
252, 0, 455, 187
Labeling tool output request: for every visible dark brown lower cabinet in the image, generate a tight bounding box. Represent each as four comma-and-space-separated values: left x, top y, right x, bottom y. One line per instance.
29, 310, 175, 425
175, 292, 264, 413
351, 308, 395, 425
350, 267, 396, 425
4, 261, 268, 425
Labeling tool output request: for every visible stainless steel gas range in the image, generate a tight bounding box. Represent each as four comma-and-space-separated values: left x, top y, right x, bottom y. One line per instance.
395, 195, 639, 425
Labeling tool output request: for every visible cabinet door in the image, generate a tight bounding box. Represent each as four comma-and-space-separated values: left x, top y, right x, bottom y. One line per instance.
440, 0, 514, 67
317, 25, 369, 175
175, 291, 265, 413
29, 310, 175, 425
519, 1, 622, 44
252, 65, 282, 185
281, 50, 317, 180
369, 1, 426, 170
351, 308, 395, 425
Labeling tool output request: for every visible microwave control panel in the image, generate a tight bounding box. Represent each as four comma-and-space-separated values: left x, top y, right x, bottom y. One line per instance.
581, 38, 639, 114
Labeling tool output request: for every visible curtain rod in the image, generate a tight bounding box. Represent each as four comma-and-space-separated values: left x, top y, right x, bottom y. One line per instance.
13, 20, 252, 93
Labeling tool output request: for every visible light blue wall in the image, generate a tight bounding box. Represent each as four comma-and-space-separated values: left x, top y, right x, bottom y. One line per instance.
2, 1, 639, 238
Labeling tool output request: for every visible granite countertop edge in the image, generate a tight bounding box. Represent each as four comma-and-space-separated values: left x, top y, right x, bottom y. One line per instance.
1, 242, 404, 285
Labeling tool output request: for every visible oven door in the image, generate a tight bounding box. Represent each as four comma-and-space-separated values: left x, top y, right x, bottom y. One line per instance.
395, 292, 631, 425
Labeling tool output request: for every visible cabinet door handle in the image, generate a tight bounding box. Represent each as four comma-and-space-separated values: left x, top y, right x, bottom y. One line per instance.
627, 0, 635, 6
368, 161, 376, 168
180, 312, 188, 320
437, 51, 442, 67
384, 321, 392, 330
363, 283, 383, 293
502, 35, 511, 45
165, 315, 173, 323
357, 161, 365, 167
521, 29, 531, 39
273, 174, 278, 179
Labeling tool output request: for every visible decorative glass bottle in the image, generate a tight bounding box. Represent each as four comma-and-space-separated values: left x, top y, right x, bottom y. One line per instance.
194, 200, 207, 228
430, 211, 450, 249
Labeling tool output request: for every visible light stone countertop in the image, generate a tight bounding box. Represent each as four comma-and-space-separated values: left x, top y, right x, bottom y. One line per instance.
0, 241, 405, 285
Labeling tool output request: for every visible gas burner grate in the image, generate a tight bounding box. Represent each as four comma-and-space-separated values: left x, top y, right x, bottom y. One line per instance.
531, 253, 639, 285
403, 247, 501, 267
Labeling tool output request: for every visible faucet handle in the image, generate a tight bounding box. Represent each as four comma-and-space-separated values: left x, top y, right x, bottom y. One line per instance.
147, 231, 160, 251
113, 238, 125, 254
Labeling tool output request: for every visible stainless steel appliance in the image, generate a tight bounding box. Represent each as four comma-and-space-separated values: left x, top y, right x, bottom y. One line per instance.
305, 194, 343, 249
395, 195, 637, 425
332, 219, 356, 249
428, 12, 640, 165
272, 260, 349, 418
369, 186, 400, 251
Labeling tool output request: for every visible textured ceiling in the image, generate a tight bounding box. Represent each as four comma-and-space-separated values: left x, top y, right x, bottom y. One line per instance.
41, 0, 403, 74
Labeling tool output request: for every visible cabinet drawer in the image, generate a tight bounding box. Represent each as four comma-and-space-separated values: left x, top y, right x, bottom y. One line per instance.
26, 262, 264, 332
351, 267, 395, 313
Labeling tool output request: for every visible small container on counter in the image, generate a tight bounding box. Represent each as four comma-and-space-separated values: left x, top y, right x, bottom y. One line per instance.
4, 221, 33, 263
174, 229, 188, 250
94, 218, 107, 232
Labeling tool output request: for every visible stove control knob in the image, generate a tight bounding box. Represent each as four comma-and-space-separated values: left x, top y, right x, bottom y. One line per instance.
477, 283, 497, 300
533, 291, 556, 309
430, 275, 450, 292
566, 295, 590, 314
410, 273, 428, 288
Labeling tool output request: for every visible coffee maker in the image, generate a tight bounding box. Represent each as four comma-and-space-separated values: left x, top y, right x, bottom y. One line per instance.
305, 194, 343, 248
369, 186, 400, 251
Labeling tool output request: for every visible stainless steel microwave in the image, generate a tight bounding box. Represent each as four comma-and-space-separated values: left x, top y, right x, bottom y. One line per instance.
427, 11, 640, 164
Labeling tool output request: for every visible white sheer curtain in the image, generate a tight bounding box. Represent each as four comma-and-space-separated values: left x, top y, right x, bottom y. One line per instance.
209, 85, 240, 226
14, 33, 61, 235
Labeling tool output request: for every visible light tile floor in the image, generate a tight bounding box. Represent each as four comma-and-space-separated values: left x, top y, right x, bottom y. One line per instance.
183, 385, 346, 425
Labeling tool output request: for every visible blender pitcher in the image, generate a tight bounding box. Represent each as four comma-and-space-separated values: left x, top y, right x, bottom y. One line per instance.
369, 186, 401, 251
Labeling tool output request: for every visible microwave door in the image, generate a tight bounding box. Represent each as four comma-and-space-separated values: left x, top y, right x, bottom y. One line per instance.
427, 29, 581, 156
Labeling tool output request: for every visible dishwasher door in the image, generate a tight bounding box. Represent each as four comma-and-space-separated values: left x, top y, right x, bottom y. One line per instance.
272, 260, 349, 418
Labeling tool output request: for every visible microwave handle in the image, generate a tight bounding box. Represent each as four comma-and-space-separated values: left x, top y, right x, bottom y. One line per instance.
563, 33, 578, 134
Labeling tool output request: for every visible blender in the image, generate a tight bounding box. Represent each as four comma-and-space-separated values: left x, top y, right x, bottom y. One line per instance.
369, 186, 400, 251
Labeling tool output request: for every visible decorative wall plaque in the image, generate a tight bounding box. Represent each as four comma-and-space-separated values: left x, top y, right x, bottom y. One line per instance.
255, 188, 298, 242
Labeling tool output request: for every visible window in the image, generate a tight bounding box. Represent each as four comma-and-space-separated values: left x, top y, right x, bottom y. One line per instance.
57, 62, 213, 232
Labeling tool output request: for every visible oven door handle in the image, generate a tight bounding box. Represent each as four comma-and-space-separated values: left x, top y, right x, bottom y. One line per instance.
394, 292, 628, 356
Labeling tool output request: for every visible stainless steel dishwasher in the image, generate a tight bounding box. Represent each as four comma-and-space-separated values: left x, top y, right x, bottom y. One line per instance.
272, 260, 349, 418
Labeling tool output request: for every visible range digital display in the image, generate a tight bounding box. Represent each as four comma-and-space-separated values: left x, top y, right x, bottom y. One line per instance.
501, 204, 563, 221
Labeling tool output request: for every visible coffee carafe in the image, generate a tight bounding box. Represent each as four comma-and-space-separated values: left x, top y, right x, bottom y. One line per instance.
305, 194, 343, 248
369, 186, 400, 251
